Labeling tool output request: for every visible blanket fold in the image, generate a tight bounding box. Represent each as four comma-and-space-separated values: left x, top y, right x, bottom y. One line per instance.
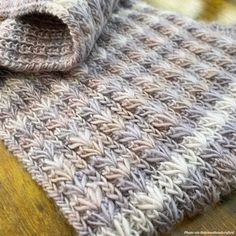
0, 1, 236, 236
0, 0, 119, 72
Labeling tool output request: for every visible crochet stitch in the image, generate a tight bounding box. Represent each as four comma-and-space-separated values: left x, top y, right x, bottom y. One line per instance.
0, 0, 119, 72
0, 0, 236, 235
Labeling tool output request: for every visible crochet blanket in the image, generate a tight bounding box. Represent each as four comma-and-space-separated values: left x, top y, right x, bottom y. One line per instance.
0, 0, 236, 235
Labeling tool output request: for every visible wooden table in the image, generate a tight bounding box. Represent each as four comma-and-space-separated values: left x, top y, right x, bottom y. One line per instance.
0, 143, 235, 236
1, 0, 236, 235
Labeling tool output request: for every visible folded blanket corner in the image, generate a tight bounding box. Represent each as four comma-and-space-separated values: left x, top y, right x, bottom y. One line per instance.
0, 0, 120, 72
0, 1, 236, 236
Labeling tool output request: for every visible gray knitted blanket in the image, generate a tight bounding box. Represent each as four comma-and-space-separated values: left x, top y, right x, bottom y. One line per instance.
0, 0, 236, 235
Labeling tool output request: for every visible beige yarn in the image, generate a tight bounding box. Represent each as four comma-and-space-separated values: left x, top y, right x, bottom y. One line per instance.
0, 0, 119, 72
0, 0, 236, 235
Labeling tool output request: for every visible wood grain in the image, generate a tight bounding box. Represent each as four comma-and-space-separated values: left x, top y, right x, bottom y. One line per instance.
0, 142, 236, 236
0, 142, 75, 236
165, 194, 236, 236
0, 2, 236, 235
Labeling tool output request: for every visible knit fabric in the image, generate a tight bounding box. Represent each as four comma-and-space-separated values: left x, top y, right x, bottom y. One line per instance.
0, 0, 119, 72
0, 1, 236, 235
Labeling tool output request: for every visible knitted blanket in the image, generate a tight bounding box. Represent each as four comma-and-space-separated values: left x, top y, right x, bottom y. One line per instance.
0, 0, 236, 235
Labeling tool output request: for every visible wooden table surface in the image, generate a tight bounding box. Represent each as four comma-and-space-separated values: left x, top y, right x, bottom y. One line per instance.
1, 1, 236, 235
0, 142, 236, 236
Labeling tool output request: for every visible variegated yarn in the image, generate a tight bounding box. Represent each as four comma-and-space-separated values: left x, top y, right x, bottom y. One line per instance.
0, 0, 236, 235
0, 0, 119, 72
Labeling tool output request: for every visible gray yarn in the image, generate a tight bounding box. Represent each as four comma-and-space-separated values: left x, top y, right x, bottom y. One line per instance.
0, 1, 236, 235
0, 0, 119, 72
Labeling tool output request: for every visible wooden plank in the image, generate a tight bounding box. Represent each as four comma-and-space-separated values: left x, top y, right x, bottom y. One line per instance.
165, 194, 236, 236
0, 143, 75, 236
0, 2, 236, 235
0, 142, 236, 236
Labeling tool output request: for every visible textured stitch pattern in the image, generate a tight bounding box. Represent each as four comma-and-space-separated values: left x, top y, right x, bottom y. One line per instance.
0, 1, 236, 235
0, 0, 119, 72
